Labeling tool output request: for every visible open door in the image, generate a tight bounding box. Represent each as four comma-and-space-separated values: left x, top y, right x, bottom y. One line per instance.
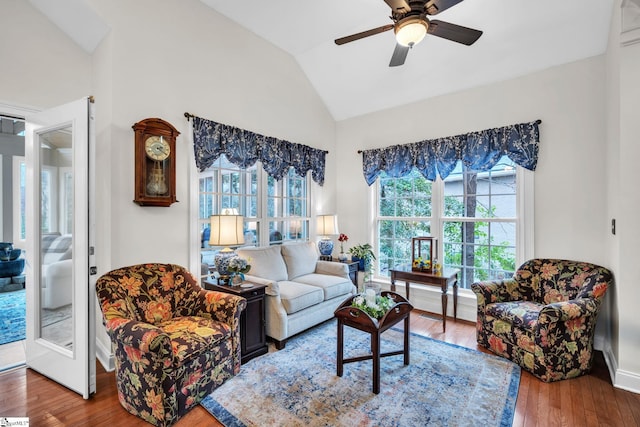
24, 97, 96, 398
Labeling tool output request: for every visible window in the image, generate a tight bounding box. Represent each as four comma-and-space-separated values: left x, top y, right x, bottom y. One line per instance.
267, 169, 308, 244
376, 155, 530, 289
442, 158, 517, 288
378, 170, 433, 276
198, 156, 310, 277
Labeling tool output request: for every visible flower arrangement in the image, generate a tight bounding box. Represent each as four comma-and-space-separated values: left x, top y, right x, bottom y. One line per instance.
338, 233, 349, 253
412, 256, 431, 271
352, 293, 396, 319
227, 256, 251, 281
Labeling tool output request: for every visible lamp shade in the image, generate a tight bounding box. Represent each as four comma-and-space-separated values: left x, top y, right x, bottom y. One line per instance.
317, 214, 338, 237
395, 17, 428, 47
209, 215, 244, 247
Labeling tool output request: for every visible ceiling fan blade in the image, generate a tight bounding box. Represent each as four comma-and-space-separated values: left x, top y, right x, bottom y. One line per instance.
425, 0, 465, 15
427, 20, 482, 45
384, 0, 411, 14
389, 44, 410, 67
335, 24, 395, 45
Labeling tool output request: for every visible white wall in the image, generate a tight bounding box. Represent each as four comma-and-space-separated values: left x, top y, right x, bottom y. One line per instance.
336, 56, 608, 267
0, 0, 92, 109
86, 0, 336, 273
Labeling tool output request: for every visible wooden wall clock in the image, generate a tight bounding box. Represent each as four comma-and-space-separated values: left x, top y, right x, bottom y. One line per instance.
132, 118, 180, 207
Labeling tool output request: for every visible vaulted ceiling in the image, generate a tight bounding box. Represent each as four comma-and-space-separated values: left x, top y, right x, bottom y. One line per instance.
30, 0, 614, 121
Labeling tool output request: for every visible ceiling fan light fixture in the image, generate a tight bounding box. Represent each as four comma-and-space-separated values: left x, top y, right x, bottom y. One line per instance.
395, 17, 428, 47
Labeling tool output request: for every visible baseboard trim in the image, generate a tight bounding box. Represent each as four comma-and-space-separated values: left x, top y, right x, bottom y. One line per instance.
615, 367, 640, 394
95, 338, 115, 372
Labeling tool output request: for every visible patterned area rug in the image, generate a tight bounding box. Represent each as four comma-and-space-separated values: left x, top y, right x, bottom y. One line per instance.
0, 289, 26, 345
0, 289, 72, 345
201, 319, 520, 427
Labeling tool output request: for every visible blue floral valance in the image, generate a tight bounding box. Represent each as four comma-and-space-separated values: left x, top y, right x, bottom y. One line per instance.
191, 116, 327, 185
361, 120, 541, 186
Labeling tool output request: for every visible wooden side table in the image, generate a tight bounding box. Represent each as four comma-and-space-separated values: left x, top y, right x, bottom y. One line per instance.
203, 280, 268, 364
389, 266, 459, 332
334, 260, 358, 286
334, 291, 413, 394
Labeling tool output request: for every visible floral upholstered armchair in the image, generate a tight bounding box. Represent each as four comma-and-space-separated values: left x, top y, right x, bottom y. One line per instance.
96, 263, 246, 426
471, 259, 612, 382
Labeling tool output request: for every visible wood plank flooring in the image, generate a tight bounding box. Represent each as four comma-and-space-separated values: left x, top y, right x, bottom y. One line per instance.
1, 310, 639, 426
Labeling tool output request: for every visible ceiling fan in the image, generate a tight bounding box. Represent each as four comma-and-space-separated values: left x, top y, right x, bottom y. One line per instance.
335, 0, 482, 67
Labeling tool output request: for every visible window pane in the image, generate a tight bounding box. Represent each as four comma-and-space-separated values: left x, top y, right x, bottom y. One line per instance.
376, 156, 519, 288
199, 158, 310, 279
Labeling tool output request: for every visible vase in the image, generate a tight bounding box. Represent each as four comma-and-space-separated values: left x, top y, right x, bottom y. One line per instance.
338, 252, 348, 262
317, 239, 333, 256
232, 274, 242, 286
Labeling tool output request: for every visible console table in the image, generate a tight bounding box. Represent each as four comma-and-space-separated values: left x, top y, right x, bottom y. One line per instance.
203, 280, 268, 364
389, 266, 459, 332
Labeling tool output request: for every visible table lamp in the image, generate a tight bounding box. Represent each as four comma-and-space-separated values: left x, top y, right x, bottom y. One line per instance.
316, 214, 338, 257
209, 211, 244, 280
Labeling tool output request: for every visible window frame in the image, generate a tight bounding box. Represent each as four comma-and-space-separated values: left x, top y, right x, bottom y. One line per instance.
370, 163, 534, 290
192, 154, 312, 279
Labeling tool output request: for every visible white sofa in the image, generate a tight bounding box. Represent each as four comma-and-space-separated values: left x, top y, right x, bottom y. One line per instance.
236, 241, 356, 349
41, 233, 73, 309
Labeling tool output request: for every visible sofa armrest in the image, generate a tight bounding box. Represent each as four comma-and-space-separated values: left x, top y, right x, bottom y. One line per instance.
43, 259, 73, 286
315, 261, 349, 279
244, 274, 279, 296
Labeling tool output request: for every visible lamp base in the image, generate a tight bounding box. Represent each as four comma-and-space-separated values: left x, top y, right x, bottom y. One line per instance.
318, 239, 334, 256
214, 249, 236, 276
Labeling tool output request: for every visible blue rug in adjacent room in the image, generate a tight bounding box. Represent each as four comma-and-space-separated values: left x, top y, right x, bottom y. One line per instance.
0, 289, 26, 345
201, 319, 520, 427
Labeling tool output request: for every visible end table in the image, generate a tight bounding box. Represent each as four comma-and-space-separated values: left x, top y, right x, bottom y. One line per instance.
204, 280, 268, 364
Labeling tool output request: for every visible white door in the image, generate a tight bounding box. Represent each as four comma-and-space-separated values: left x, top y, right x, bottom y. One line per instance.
24, 97, 96, 398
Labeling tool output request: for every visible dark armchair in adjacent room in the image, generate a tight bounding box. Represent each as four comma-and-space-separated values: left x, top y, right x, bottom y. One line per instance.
96, 263, 246, 426
471, 259, 612, 382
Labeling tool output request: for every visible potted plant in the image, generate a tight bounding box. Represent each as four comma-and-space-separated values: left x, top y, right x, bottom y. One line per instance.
348, 243, 376, 273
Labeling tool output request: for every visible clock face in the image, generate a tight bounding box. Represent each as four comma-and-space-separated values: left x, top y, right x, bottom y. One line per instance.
144, 135, 171, 161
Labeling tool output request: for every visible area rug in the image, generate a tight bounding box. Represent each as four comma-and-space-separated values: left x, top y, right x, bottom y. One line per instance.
0, 289, 26, 345
201, 319, 520, 427
0, 288, 73, 345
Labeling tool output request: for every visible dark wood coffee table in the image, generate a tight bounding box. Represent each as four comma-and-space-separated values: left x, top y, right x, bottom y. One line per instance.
334, 291, 413, 394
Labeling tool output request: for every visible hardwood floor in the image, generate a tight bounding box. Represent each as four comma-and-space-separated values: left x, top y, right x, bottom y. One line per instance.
1, 310, 639, 426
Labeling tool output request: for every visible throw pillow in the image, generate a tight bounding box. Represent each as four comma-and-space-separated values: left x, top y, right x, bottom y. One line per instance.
281, 242, 319, 280
236, 245, 288, 282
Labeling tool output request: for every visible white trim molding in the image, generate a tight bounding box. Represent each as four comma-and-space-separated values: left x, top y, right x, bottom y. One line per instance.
622, 0, 640, 45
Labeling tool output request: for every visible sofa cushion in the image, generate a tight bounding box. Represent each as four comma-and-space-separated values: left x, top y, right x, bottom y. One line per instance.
281, 242, 319, 280
293, 273, 353, 301
236, 245, 288, 282
42, 234, 72, 265
277, 281, 324, 314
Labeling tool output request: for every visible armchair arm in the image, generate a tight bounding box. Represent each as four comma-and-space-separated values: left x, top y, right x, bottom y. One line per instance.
538, 298, 601, 324
471, 278, 520, 311
194, 290, 247, 327
104, 317, 173, 356
315, 260, 349, 279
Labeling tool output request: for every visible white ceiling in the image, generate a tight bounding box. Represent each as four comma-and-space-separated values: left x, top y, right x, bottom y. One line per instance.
32, 0, 614, 121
